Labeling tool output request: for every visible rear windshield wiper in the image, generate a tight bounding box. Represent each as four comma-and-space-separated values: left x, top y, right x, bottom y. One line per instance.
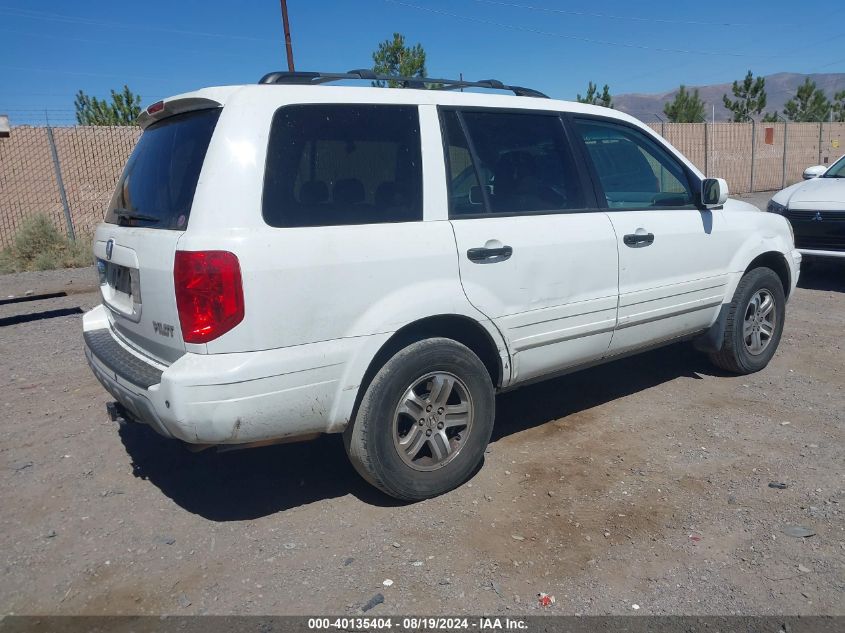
113, 209, 161, 223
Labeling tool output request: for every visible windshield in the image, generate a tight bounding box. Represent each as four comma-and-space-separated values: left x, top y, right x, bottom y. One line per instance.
105, 108, 221, 228
822, 154, 845, 178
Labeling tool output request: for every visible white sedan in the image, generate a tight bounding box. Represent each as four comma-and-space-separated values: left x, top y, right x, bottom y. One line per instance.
767, 155, 845, 259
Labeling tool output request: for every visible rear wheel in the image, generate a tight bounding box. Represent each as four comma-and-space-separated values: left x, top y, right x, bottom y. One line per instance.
344, 338, 495, 501
709, 267, 786, 374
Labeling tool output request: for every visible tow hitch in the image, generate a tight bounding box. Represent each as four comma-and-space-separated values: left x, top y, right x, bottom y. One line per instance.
105, 401, 132, 424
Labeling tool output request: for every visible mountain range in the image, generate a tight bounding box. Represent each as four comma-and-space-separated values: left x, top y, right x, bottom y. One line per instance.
612, 72, 845, 123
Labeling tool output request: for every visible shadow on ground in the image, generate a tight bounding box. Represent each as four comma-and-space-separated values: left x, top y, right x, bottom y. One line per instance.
797, 258, 845, 292
490, 342, 718, 442
120, 260, 843, 520
120, 340, 720, 521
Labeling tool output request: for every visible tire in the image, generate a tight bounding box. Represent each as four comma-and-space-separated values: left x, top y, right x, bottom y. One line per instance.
709, 267, 786, 374
344, 337, 495, 501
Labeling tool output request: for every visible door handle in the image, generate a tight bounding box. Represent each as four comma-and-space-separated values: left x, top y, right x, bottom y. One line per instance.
467, 245, 513, 264
623, 233, 655, 248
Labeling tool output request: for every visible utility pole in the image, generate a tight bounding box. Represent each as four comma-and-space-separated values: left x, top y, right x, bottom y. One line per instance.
654, 113, 665, 138
774, 113, 788, 189
280, 0, 295, 71
654, 113, 666, 189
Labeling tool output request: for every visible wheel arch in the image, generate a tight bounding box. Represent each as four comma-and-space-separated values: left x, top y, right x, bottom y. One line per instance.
364, 314, 504, 390
744, 251, 792, 299
695, 250, 792, 354
336, 314, 507, 434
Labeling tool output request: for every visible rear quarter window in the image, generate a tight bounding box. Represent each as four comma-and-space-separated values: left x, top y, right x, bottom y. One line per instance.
105, 108, 221, 229
262, 104, 423, 227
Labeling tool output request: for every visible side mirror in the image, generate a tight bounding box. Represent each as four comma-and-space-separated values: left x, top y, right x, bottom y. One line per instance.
802, 165, 826, 179
701, 177, 729, 208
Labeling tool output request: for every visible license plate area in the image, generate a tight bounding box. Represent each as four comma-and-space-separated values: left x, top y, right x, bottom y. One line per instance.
98, 259, 142, 322
107, 261, 132, 295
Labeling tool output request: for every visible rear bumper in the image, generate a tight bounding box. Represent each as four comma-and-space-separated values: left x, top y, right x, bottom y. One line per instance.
83, 304, 356, 445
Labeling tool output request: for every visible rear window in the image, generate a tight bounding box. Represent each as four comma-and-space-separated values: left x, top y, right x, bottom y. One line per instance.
105, 108, 221, 229
262, 104, 423, 227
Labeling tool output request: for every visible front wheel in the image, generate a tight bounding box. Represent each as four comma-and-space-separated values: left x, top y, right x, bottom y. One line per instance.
709, 267, 786, 374
344, 338, 495, 501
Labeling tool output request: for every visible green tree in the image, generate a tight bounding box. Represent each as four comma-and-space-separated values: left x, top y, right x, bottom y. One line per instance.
663, 85, 706, 123
74, 85, 141, 125
762, 111, 780, 123
782, 78, 830, 122
576, 81, 613, 108
831, 89, 845, 123
372, 33, 427, 88
722, 70, 767, 122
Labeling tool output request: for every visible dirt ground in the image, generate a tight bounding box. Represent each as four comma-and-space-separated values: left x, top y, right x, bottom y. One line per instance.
1, 207, 843, 616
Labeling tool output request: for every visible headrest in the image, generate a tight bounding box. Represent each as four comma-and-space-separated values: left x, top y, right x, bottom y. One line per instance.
332, 178, 365, 205
299, 180, 328, 205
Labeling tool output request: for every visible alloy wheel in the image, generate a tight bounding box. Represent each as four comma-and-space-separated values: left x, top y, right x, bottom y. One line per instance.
392, 372, 474, 471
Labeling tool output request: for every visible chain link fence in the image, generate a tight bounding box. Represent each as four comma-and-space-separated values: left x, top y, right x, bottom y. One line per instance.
0, 125, 140, 247
1, 122, 844, 248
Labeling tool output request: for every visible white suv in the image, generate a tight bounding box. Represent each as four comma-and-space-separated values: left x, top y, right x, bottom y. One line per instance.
83, 70, 800, 500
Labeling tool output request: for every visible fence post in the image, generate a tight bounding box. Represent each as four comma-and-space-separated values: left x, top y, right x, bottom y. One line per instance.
750, 119, 756, 193
781, 122, 788, 190
818, 120, 824, 165
45, 126, 76, 241
703, 123, 709, 176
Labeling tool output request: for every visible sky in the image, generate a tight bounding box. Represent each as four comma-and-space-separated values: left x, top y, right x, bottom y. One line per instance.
1, 0, 844, 125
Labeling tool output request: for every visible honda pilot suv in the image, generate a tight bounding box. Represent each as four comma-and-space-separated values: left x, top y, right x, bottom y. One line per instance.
84, 70, 801, 501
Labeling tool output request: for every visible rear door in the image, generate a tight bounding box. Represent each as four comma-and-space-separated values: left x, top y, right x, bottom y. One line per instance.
572, 117, 732, 355
95, 107, 221, 363
442, 108, 618, 383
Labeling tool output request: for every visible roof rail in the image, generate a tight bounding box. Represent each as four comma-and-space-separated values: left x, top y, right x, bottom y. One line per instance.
257, 69, 548, 99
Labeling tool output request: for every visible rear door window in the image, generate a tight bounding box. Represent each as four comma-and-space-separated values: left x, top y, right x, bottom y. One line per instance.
262, 104, 423, 227
105, 108, 221, 229
442, 109, 586, 217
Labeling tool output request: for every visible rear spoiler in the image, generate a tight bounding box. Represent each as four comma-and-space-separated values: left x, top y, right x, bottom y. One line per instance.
137, 97, 222, 129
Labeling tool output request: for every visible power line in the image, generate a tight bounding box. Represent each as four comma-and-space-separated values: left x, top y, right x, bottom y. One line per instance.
0, 64, 182, 83
0, 25, 273, 63
813, 56, 845, 71
0, 26, 104, 44
469, 0, 754, 27
0, 5, 276, 43
385, 1, 763, 58
3, 93, 166, 98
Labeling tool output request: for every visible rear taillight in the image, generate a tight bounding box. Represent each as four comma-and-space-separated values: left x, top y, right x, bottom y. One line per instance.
174, 251, 244, 344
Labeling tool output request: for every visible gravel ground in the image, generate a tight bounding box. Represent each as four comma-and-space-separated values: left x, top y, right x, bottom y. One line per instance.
1, 209, 843, 616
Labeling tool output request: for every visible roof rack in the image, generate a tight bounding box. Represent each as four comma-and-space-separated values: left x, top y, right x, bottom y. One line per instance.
257, 69, 549, 99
